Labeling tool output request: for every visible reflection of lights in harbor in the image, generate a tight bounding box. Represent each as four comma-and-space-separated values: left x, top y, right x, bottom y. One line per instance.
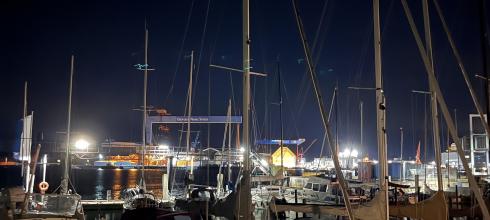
75, 139, 90, 150
97, 168, 103, 171
115, 168, 121, 171
129, 168, 137, 171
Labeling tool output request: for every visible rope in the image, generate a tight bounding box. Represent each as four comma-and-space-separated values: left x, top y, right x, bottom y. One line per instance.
190, 0, 212, 108
164, 0, 195, 106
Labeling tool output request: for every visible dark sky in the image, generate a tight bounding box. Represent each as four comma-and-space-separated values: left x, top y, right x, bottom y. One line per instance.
1, 0, 489, 161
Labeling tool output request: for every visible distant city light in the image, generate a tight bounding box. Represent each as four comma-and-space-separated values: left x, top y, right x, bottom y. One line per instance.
351, 149, 359, 158
75, 139, 89, 150
343, 149, 351, 158
158, 144, 169, 150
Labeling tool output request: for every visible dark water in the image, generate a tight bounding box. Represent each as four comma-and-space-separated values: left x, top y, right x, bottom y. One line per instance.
1, 165, 241, 220
0, 165, 239, 200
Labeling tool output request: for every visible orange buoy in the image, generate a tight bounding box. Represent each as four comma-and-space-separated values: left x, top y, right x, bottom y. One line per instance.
39, 181, 49, 193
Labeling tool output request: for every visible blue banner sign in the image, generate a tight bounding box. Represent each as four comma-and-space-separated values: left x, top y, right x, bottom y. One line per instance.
149, 116, 242, 124
255, 139, 306, 145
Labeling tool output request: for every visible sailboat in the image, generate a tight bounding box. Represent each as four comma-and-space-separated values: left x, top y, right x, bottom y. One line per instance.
270, 0, 388, 219
0, 58, 84, 220
172, 52, 239, 219
120, 28, 180, 216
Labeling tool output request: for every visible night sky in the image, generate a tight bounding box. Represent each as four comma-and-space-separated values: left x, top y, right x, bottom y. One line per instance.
1, 0, 489, 161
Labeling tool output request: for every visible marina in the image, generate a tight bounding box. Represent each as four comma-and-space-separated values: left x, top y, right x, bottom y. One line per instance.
2, 0, 490, 219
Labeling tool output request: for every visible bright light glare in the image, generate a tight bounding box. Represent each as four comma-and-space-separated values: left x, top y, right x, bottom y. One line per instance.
351, 149, 359, 158
343, 149, 351, 157
158, 144, 169, 150
98, 154, 103, 160
75, 139, 89, 150
240, 147, 245, 153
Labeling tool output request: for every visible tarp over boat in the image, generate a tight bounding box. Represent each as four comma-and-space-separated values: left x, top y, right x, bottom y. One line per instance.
270, 191, 387, 220
389, 191, 447, 220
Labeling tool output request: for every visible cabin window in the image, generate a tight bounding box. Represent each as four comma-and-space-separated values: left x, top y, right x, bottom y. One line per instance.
312, 183, 320, 191
305, 183, 312, 189
320, 185, 328, 192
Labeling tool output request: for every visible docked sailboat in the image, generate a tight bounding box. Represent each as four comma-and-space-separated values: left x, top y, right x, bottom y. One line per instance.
1, 58, 84, 220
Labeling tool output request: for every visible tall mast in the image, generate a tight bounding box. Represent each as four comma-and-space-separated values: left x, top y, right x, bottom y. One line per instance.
422, 0, 443, 191
480, 0, 490, 132
240, 0, 252, 218
227, 100, 232, 184
186, 50, 194, 175
61, 55, 74, 194
21, 81, 27, 190
373, 0, 388, 219
277, 62, 284, 169
141, 28, 149, 190
360, 101, 363, 147
401, 0, 490, 217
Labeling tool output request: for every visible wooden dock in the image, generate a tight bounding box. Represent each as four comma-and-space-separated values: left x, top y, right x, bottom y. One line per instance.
81, 200, 124, 210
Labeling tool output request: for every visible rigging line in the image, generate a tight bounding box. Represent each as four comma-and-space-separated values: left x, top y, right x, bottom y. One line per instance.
229, 71, 237, 116
280, 66, 301, 138
296, 0, 331, 114
170, 71, 192, 193
191, 0, 212, 107
432, 0, 490, 139
164, 0, 196, 106
411, 92, 415, 156
262, 67, 269, 140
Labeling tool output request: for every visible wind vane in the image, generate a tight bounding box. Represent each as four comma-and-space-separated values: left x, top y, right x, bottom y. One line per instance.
134, 64, 155, 71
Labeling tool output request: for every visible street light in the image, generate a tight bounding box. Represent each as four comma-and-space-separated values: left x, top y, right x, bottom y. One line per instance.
75, 139, 89, 150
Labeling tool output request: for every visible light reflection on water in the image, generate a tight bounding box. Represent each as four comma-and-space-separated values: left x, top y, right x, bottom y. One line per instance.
78, 168, 165, 200
1, 166, 238, 201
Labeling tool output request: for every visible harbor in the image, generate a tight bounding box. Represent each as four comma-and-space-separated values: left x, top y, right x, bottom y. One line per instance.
2, 0, 490, 219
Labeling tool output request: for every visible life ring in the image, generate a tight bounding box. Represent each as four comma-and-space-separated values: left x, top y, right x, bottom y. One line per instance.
39, 181, 49, 192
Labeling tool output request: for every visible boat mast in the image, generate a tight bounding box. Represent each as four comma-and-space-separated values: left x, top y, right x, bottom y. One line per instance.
292, 0, 354, 219
422, 0, 443, 191
141, 28, 149, 190
227, 100, 232, 184
401, 0, 490, 218
21, 81, 29, 191
277, 62, 284, 169
187, 50, 194, 175
239, 0, 252, 218
61, 55, 74, 195
373, 0, 388, 218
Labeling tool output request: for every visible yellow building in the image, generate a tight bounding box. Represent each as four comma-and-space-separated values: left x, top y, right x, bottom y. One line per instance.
272, 146, 296, 168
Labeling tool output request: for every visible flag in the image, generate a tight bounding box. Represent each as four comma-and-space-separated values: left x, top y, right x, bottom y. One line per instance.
415, 141, 422, 164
